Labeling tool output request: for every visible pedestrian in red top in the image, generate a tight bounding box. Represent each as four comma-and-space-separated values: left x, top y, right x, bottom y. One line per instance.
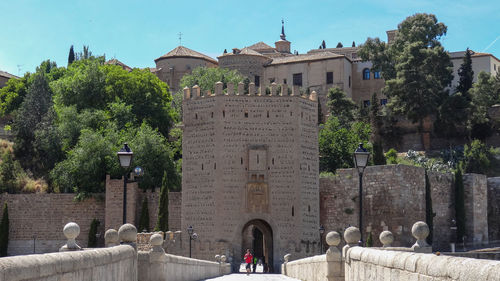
244, 249, 253, 275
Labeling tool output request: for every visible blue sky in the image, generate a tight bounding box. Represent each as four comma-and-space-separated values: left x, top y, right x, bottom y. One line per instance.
1, 0, 499, 76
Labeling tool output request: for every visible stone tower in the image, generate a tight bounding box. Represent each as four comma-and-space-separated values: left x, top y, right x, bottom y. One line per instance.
275, 20, 291, 54
181, 83, 319, 271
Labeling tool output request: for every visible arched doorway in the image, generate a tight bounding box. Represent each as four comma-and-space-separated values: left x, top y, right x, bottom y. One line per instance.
241, 219, 273, 272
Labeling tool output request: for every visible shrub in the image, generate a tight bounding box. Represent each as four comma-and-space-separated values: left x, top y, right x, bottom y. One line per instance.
385, 148, 398, 164
372, 141, 386, 165
463, 139, 498, 174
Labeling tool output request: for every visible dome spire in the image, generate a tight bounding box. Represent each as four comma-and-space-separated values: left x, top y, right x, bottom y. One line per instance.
280, 19, 286, 40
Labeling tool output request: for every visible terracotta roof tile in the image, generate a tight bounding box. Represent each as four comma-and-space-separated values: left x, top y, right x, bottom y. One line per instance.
0, 70, 18, 79
155, 46, 218, 64
248, 41, 274, 50
105, 59, 132, 71
268, 52, 345, 65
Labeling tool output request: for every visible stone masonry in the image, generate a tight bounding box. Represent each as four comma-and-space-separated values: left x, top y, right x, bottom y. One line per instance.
181, 83, 319, 270
463, 173, 489, 245
487, 177, 500, 242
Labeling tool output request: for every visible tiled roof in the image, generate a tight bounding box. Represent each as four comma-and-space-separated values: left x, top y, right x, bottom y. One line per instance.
248, 41, 275, 51
105, 59, 132, 71
0, 70, 18, 79
449, 50, 500, 62
218, 47, 270, 59
155, 46, 218, 64
268, 52, 345, 65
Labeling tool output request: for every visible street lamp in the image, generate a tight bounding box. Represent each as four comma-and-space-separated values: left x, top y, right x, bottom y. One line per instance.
353, 143, 370, 246
187, 225, 198, 258
319, 225, 325, 254
117, 143, 144, 224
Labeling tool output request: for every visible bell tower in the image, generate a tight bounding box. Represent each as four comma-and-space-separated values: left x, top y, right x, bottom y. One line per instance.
275, 19, 291, 54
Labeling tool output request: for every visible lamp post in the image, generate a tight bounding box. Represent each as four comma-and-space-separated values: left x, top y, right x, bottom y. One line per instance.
319, 225, 325, 254
117, 143, 144, 225
187, 225, 198, 258
353, 143, 370, 246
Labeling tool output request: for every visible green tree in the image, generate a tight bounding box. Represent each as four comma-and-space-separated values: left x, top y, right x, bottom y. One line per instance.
326, 87, 357, 126
87, 218, 100, 248
179, 67, 244, 94
13, 73, 53, 171
33, 108, 64, 179
360, 14, 453, 147
366, 232, 373, 247
462, 139, 497, 174
370, 93, 386, 165
0, 203, 9, 257
468, 71, 500, 139
155, 171, 170, 232
0, 151, 17, 193
138, 197, 150, 232
0, 73, 30, 117
68, 45, 75, 66
336, 42, 343, 48
319, 116, 371, 172
435, 49, 474, 138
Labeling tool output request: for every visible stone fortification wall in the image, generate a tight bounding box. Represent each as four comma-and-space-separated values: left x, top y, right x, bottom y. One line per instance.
135, 190, 182, 232
344, 247, 500, 281
182, 82, 319, 269
487, 177, 500, 242
0, 245, 137, 281
463, 173, 489, 245
105, 175, 139, 231
320, 165, 427, 248
428, 171, 455, 251
0, 193, 105, 255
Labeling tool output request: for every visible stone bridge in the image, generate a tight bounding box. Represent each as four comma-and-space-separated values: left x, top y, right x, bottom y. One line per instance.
1, 221, 500, 281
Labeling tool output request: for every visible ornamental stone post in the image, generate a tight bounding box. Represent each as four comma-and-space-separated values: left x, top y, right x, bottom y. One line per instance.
149, 234, 166, 281
118, 223, 138, 250
59, 222, 82, 251
325, 231, 343, 281
411, 221, 432, 253
342, 227, 360, 260
379, 230, 394, 247
104, 229, 119, 247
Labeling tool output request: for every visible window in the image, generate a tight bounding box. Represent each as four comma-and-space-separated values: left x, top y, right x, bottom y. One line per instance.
254, 75, 260, 87
348, 76, 351, 88
363, 68, 370, 80
269, 78, 275, 83
363, 100, 370, 107
283, 78, 287, 84
380, 99, 388, 106
293, 73, 302, 86
374, 71, 381, 79
326, 72, 333, 84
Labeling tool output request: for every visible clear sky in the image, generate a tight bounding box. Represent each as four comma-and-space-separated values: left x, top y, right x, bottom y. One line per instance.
1, 0, 499, 76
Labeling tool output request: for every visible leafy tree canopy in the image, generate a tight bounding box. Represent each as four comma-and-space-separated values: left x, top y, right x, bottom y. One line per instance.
179, 67, 244, 94
326, 87, 357, 126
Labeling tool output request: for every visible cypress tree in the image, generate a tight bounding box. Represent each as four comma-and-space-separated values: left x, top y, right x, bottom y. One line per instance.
352, 41, 356, 47
456, 48, 474, 96
336, 42, 343, 48
321, 40, 326, 49
366, 232, 373, 247
68, 45, 75, 65
138, 197, 150, 232
370, 93, 386, 165
87, 218, 100, 248
454, 168, 466, 241
0, 203, 9, 256
155, 171, 169, 232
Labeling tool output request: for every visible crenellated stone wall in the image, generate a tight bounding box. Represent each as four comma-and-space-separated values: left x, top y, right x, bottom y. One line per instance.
182, 82, 319, 269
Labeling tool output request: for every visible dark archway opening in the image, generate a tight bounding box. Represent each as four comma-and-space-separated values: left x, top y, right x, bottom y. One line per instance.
242, 219, 273, 273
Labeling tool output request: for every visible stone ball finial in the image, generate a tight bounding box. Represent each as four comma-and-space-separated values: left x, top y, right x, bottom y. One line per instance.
344, 226, 361, 245
379, 231, 394, 247
118, 223, 138, 243
150, 234, 163, 247
284, 253, 291, 262
105, 229, 119, 246
63, 222, 80, 240
411, 221, 429, 241
325, 231, 341, 247
221, 255, 227, 263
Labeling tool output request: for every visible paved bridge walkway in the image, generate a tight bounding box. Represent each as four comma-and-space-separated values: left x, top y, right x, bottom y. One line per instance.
205, 274, 300, 281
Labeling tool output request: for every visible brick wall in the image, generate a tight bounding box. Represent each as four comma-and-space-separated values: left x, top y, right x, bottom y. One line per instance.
105, 175, 138, 231
0, 193, 105, 255
135, 190, 181, 232
428, 171, 454, 251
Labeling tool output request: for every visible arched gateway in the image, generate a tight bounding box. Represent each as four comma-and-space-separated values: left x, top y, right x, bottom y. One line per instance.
241, 219, 273, 272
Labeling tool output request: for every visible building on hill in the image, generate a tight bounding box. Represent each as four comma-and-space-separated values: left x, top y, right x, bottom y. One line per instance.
0, 70, 18, 88
153, 45, 218, 93
105, 59, 132, 72
449, 50, 500, 89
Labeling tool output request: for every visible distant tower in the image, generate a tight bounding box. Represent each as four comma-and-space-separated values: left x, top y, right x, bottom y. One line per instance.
275, 19, 291, 53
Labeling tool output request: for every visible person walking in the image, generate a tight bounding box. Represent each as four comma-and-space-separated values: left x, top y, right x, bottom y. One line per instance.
252, 257, 257, 273
244, 249, 253, 275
